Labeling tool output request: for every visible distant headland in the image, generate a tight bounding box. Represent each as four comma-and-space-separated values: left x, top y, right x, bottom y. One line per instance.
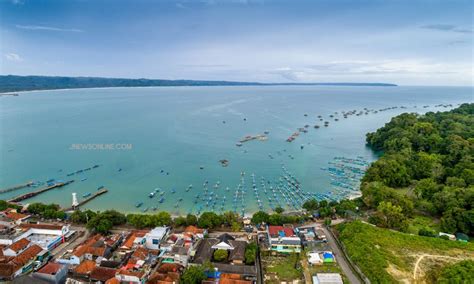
0, 75, 397, 93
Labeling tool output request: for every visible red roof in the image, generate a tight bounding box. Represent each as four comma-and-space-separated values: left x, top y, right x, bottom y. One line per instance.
12, 244, 42, 269
74, 260, 96, 275
268, 226, 295, 237
19, 223, 64, 230
8, 238, 30, 253
37, 263, 64, 275
90, 266, 117, 281
4, 212, 29, 221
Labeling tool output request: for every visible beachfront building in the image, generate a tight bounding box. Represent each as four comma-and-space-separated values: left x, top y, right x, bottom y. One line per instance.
0, 223, 72, 251
145, 227, 170, 250
0, 243, 44, 280
267, 225, 301, 253
32, 262, 68, 284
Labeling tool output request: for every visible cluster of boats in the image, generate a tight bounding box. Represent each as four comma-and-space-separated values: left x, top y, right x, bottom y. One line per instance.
321, 156, 370, 200
65, 164, 100, 177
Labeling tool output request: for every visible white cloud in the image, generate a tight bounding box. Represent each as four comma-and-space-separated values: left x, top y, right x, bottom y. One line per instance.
4, 53, 23, 62
268, 60, 472, 84
16, 25, 84, 33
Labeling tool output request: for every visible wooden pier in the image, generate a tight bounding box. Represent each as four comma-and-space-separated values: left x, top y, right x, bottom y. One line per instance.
0, 181, 34, 194
63, 188, 108, 211
8, 180, 75, 203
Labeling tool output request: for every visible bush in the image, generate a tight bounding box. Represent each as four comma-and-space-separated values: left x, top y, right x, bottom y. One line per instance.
213, 249, 228, 262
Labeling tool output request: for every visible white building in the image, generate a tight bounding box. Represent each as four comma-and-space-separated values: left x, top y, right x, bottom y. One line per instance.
145, 227, 170, 250
312, 273, 343, 284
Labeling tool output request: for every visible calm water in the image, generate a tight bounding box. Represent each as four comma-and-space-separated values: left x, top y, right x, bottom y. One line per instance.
0, 86, 472, 215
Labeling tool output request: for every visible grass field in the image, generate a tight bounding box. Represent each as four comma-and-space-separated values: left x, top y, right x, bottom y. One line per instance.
262, 254, 303, 283
335, 221, 474, 283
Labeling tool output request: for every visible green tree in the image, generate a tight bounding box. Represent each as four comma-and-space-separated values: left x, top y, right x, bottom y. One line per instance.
181, 265, 207, 284
174, 216, 187, 227
213, 249, 228, 262
374, 201, 407, 231
244, 242, 257, 264
251, 211, 269, 225
274, 206, 284, 214
302, 199, 319, 212
198, 212, 222, 229
186, 214, 198, 226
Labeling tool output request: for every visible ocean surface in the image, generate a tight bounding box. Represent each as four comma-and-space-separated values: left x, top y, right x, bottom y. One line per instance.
0, 86, 472, 215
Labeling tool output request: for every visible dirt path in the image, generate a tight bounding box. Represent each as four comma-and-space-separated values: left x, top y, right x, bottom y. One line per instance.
412, 254, 463, 281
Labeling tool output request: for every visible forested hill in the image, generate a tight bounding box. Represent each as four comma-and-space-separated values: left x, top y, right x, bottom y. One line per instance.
360, 103, 473, 236
0, 75, 397, 93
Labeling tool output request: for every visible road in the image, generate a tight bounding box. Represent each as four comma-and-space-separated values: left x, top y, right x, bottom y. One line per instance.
51, 226, 89, 259
322, 226, 362, 284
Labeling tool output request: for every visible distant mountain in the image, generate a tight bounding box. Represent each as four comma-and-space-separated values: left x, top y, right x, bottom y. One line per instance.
0, 75, 397, 93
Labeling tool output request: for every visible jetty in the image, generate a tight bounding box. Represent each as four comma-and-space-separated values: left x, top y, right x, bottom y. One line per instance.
0, 181, 33, 194
63, 188, 108, 211
8, 180, 74, 203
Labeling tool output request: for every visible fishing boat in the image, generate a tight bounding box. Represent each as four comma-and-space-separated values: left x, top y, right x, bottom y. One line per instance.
143, 207, 149, 212
135, 202, 143, 208
159, 198, 164, 203
149, 192, 155, 198
83, 192, 91, 198
118, 168, 122, 172
97, 185, 105, 190
81, 178, 87, 182
93, 165, 99, 168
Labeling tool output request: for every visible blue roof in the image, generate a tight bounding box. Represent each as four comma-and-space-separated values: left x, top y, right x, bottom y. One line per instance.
323, 252, 333, 258
279, 230, 285, 237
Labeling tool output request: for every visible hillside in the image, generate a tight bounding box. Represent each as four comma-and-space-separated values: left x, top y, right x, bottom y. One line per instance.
335, 221, 474, 283
0, 75, 397, 93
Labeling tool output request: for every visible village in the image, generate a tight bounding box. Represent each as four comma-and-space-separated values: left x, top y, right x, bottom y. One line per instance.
0, 206, 349, 284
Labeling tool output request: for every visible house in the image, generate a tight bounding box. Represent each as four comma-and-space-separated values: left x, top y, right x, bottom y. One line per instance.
90, 266, 117, 283
0, 209, 30, 225
191, 234, 256, 281
116, 269, 146, 284
72, 234, 112, 261
3, 238, 30, 257
0, 244, 44, 280
147, 263, 183, 284
145, 227, 170, 250
161, 238, 191, 266
0, 223, 71, 251
193, 234, 247, 265
120, 230, 149, 252
267, 225, 301, 253
183, 225, 207, 240
32, 262, 68, 284
308, 252, 322, 265
72, 260, 96, 279
220, 273, 253, 284
312, 273, 343, 284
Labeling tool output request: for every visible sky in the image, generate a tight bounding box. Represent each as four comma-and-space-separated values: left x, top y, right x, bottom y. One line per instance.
0, 0, 473, 86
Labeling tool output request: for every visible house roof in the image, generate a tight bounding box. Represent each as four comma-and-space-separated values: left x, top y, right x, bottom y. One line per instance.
192, 239, 218, 264
212, 263, 257, 277
121, 230, 148, 249
19, 223, 64, 231
106, 277, 120, 284
228, 241, 246, 261
157, 263, 183, 273
117, 269, 145, 278
73, 235, 107, 257
12, 244, 43, 268
268, 226, 295, 238
4, 211, 29, 221
184, 225, 204, 234
37, 262, 64, 275
217, 233, 235, 244
8, 238, 30, 253
90, 266, 117, 281
74, 260, 96, 275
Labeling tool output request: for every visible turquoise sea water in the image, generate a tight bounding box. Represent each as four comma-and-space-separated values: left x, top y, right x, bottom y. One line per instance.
0, 86, 472, 215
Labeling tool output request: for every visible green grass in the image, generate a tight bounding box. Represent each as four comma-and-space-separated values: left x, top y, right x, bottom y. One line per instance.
406, 215, 440, 235
335, 221, 474, 283
264, 255, 302, 281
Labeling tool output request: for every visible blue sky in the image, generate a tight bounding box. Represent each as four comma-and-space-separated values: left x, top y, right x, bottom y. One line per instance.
0, 0, 472, 85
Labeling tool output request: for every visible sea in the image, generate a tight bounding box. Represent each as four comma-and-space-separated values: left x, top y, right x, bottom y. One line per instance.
0, 85, 472, 215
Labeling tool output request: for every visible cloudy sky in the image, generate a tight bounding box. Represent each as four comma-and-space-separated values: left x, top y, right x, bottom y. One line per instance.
0, 0, 472, 85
